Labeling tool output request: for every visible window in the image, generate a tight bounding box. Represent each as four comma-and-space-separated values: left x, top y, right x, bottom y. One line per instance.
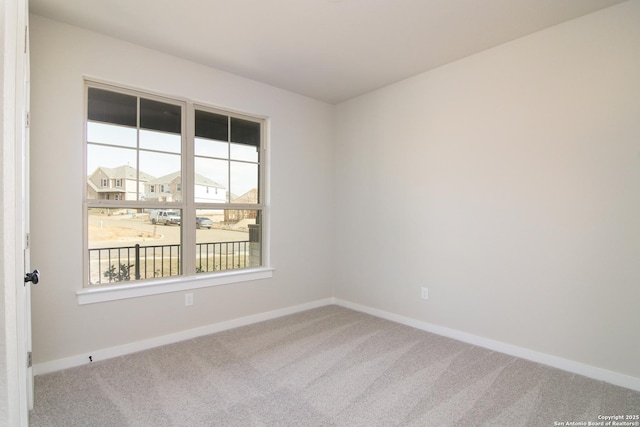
84, 82, 266, 289
194, 107, 263, 274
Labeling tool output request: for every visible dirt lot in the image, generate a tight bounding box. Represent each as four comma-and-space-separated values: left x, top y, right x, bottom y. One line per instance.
89, 223, 161, 242
88, 212, 251, 249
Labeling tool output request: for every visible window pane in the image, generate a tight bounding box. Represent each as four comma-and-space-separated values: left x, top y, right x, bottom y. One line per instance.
195, 110, 228, 141
88, 88, 136, 127
87, 144, 137, 175
195, 209, 260, 273
230, 161, 258, 203
230, 142, 258, 162
87, 146, 138, 201
231, 117, 260, 146
140, 98, 181, 134
140, 151, 181, 202
87, 207, 181, 285
87, 122, 137, 148
140, 129, 181, 154
195, 157, 228, 202
195, 137, 228, 158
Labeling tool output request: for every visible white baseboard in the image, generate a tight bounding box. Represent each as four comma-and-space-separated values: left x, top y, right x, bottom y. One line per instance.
333, 298, 640, 392
33, 298, 334, 376
35, 296, 640, 392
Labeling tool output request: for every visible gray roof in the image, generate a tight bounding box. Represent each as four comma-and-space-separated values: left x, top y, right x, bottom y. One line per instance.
147, 171, 225, 189
91, 165, 155, 182
195, 173, 225, 189
147, 171, 180, 186
90, 165, 225, 189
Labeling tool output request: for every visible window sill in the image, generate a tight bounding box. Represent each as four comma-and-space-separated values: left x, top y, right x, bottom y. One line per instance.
76, 267, 274, 305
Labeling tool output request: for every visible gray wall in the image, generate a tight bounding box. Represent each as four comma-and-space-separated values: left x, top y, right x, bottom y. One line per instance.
334, 1, 640, 379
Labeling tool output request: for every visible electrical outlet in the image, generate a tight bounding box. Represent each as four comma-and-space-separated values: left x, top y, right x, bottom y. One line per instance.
185, 293, 194, 306
421, 287, 429, 300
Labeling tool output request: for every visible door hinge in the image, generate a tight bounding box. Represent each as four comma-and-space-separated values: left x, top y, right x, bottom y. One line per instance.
25, 233, 30, 249
25, 112, 30, 128
27, 352, 32, 368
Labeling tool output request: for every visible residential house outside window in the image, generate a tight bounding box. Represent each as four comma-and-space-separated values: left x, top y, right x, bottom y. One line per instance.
84, 81, 265, 288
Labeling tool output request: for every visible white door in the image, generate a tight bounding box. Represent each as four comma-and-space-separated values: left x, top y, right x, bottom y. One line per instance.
22, 13, 34, 410
16, 0, 34, 415
0, 0, 32, 423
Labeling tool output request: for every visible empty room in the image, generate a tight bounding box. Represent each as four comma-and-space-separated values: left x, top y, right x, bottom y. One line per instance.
1, 0, 639, 425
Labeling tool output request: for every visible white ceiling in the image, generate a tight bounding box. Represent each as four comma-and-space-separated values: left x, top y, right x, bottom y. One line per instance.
30, 0, 627, 104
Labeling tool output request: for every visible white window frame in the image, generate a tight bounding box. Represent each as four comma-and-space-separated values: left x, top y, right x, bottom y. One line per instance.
79, 80, 272, 305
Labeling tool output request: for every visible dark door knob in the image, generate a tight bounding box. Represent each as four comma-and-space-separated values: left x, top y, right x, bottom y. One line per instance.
24, 269, 39, 285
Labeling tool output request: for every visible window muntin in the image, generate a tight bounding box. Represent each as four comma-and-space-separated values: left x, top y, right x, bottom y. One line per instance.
85, 83, 265, 288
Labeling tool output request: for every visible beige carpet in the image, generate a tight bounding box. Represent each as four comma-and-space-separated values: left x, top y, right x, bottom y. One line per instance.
30, 305, 640, 426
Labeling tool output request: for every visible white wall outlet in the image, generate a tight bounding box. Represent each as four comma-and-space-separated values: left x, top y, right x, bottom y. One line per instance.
421, 287, 429, 300
185, 293, 194, 306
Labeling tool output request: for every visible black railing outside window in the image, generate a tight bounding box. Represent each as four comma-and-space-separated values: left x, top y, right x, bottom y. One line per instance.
196, 241, 250, 273
88, 241, 250, 285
